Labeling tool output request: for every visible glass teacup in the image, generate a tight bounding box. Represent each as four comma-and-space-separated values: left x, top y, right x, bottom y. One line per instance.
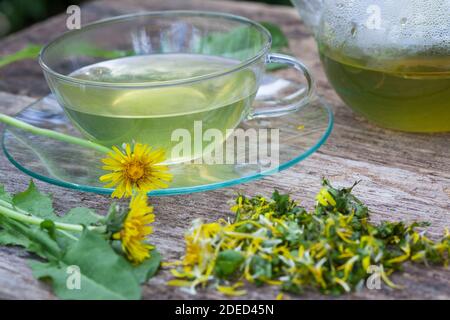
39, 11, 314, 163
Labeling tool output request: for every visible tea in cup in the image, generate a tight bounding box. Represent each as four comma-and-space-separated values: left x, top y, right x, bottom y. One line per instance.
40, 12, 314, 163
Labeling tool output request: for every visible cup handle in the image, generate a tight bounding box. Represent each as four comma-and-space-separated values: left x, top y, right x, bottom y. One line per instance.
249, 53, 315, 119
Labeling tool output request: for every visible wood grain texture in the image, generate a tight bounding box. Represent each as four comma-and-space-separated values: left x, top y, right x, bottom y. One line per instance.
0, 0, 449, 300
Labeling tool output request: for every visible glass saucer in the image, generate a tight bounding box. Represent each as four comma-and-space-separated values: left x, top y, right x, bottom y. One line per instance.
2, 76, 333, 196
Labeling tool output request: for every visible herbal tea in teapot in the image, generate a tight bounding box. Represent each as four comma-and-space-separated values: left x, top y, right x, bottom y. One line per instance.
320, 48, 450, 132
292, 0, 450, 132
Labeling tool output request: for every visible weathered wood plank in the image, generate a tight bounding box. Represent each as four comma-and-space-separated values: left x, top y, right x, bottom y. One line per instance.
0, 0, 449, 300
0, 248, 56, 300
0, 92, 449, 300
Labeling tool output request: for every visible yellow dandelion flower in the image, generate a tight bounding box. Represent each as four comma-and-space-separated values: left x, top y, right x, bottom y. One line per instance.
275, 293, 284, 300
183, 234, 201, 266
316, 187, 337, 207
113, 193, 155, 264
333, 278, 351, 292
100, 142, 172, 198
182, 222, 221, 269
216, 282, 247, 297
380, 266, 403, 289
167, 279, 193, 287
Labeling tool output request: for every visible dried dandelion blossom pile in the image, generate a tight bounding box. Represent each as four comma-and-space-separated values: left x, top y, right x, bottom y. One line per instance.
168, 180, 449, 296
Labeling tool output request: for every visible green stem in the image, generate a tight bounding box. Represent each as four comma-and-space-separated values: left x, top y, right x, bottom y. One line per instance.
0, 204, 106, 234
57, 229, 79, 241
0, 198, 30, 215
0, 114, 111, 154
0, 45, 42, 69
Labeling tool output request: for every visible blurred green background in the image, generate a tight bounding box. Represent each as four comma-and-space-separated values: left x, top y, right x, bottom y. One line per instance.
0, 0, 84, 37
0, 0, 291, 38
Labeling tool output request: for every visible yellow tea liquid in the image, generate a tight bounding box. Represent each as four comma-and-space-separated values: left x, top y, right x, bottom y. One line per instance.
320, 50, 450, 132
58, 54, 257, 163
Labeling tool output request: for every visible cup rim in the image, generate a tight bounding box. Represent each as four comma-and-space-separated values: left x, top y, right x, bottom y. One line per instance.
39, 10, 272, 88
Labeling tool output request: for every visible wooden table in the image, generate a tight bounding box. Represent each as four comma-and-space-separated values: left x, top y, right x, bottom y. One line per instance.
0, 0, 449, 300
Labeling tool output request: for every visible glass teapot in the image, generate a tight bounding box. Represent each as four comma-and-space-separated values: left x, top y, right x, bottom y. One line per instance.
291, 0, 450, 132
